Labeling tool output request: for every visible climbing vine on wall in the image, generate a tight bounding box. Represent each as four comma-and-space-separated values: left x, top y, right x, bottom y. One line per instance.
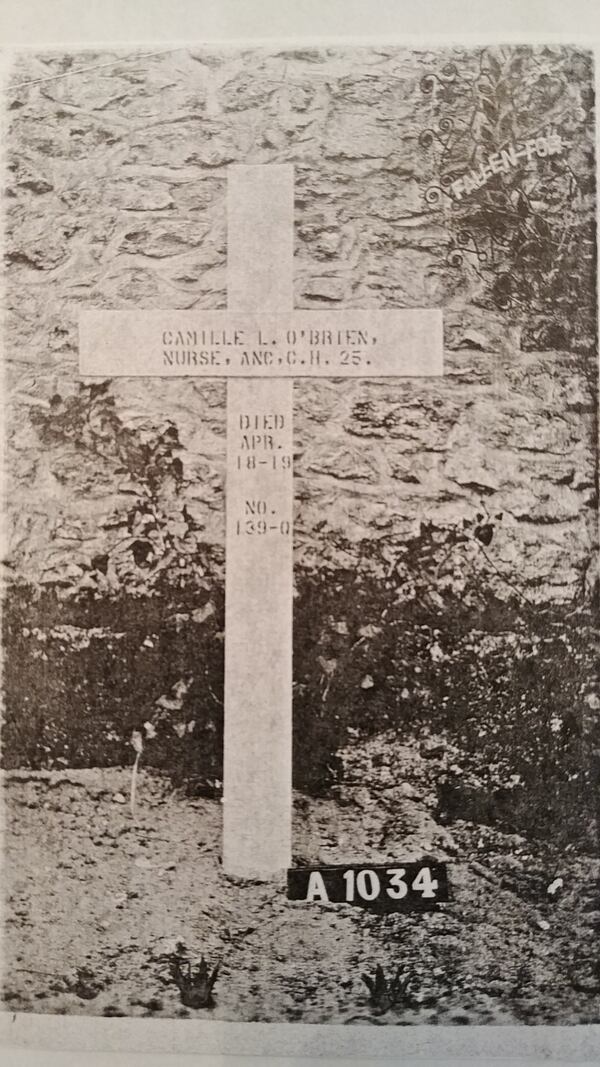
31, 381, 219, 597
419, 46, 597, 352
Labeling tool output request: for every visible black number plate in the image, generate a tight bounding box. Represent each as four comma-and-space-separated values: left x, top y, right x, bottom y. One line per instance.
287, 862, 450, 912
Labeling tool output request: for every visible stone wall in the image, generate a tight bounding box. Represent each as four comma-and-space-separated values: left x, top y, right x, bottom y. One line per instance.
4, 46, 598, 604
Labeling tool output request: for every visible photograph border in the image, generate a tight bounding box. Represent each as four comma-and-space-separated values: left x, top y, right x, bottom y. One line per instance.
1, 2, 600, 1063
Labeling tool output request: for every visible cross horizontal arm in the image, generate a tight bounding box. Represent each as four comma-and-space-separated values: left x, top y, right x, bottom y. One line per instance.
79, 309, 443, 379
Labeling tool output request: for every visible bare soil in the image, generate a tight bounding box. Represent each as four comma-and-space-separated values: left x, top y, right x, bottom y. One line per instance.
3, 735, 600, 1025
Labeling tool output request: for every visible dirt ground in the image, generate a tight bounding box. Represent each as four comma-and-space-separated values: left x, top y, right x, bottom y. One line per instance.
2, 733, 600, 1025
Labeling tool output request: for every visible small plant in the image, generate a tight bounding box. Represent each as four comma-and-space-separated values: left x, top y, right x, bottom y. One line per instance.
361, 964, 415, 1015
67, 966, 106, 1001
129, 721, 156, 819
129, 729, 143, 819
168, 953, 220, 1009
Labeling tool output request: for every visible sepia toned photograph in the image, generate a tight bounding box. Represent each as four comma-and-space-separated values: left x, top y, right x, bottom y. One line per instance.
1, 40, 599, 1033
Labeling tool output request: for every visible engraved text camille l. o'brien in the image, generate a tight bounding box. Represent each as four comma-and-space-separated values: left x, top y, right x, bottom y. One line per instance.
161, 326, 375, 367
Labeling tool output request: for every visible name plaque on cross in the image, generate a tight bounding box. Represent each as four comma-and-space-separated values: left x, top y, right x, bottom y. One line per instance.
79, 309, 441, 378
79, 164, 444, 882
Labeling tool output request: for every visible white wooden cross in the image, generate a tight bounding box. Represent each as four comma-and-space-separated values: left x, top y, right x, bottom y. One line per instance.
80, 165, 443, 882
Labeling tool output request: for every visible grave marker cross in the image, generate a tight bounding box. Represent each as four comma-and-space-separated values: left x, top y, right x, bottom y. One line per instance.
80, 164, 443, 881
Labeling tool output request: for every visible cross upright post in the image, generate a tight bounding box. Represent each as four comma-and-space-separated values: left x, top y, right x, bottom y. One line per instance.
80, 163, 444, 883
224, 165, 294, 878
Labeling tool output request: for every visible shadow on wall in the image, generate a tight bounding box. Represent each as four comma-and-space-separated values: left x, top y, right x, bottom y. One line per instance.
3, 528, 598, 852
